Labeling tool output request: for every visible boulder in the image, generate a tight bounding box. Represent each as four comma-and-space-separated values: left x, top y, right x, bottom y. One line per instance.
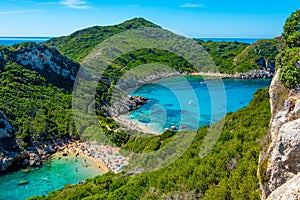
267, 119, 300, 192
0, 157, 13, 171
29, 153, 41, 166
267, 173, 300, 200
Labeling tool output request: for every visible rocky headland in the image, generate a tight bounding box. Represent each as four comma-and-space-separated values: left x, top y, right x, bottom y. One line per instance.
258, 69, 300, 200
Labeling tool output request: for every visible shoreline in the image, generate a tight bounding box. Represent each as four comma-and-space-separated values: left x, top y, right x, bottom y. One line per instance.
113, 115, 161, 135
59, 141, 128, 174
185, 69, 274, 79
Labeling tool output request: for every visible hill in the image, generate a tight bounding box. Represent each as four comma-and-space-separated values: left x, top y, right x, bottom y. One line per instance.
45, 18, 160, 63
196, 38, 281, 74
30, 88, 271, 200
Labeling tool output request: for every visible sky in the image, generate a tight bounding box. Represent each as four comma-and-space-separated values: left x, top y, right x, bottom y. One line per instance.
0, 0, 299, 38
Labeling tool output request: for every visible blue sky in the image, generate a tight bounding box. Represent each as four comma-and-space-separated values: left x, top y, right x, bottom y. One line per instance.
0, 0, 299, 38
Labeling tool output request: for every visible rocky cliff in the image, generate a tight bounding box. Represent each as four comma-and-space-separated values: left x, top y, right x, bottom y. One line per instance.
1, 43, 81, 90
258, 69, 300, 199
0, 43, 81, 172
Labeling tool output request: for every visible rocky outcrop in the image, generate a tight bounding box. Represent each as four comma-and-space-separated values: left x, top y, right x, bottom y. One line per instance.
0, 111, 13, 139
1, 43, 81, 89
0, 110, 69, 172
222, 69, 274, 79
258, 69, 300, 199
106, 95, 148, 116
266, 173, 300, 200
105, 70, 178, 116
117, 71, 180, 90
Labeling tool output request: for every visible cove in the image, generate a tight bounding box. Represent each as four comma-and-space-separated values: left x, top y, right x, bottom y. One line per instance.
122, 76, 271, 133
0, 154, 104, 200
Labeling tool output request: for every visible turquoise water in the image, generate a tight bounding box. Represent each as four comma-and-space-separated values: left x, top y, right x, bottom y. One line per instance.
124, 76, 271, 133
0, 154, 103, 200
0, 37, 51, 46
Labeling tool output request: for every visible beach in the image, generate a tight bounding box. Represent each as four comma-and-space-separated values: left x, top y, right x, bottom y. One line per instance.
113, 115, 161, 135
60, 141, 128, 174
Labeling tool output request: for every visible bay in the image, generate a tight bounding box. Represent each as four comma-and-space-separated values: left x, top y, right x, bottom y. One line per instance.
123, 76, 271, 133
0, 154, 103, 200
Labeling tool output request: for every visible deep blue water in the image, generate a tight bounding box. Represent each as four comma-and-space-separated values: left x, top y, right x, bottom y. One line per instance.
199, 38, 263, 44
0, 37, 261, 46
123, 76, 271, 133
0, 37, 51, 46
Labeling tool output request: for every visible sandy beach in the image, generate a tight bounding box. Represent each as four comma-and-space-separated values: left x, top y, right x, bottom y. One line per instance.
59, 141, 128, 174
113, 115, 161, 135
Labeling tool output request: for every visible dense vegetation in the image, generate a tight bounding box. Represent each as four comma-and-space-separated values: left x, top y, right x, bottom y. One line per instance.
277, 10, 300, 89
46, 18, 279, 74
45, 18, 160, 63
0, 17, 283, 199
0, 62, 76, 149
197, 38, 280, 73
30, 88, 270, 200
196, 40, 249, 73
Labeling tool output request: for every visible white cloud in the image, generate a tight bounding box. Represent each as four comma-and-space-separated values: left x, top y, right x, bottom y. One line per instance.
0, 9, 41, 15
180, 3, 204, 8
59, 0, 91, 9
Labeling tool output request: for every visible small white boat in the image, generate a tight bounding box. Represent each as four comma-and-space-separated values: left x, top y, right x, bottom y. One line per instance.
188, 101, 193, 105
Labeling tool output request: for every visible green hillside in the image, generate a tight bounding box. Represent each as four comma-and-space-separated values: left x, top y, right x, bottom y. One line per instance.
45, 18, 160, 63
45, 17, 279, 74
30, 88, 270, 200
197, 38, 281, 73
0, 62, 76, 149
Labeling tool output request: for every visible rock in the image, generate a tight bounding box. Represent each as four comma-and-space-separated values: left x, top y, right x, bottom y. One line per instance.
43, 146, 54, 154
0, 111, 13, 139
266, 173, 300, 200
0, 157, 13, 171
29, 153, 41, 166
258, 69, 300, 199
267, 119, 300, 192
293, 99, 300, 115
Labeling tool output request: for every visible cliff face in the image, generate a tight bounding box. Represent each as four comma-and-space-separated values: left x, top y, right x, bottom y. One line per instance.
1, 43, 81, 89
0, 43, 81, 172
258, 69, 300, 199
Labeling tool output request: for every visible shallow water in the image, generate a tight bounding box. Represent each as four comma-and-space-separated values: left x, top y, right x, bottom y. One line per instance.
123, 76, 271, 133
0, 154, 103, 200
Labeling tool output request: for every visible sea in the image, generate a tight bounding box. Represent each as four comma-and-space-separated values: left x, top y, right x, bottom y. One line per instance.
0, 37, 271, 199
199, 38, 262, 44
0, 37, 51, 46
0, 37, 262, 46
123, 76, 271, 133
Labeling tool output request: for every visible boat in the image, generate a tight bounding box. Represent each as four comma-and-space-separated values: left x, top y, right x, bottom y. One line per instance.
188, 101, 193, 105
180, 125, 187, 129
171, 126, 178, 130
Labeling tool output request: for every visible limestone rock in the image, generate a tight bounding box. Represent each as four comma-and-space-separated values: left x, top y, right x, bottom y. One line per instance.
259, 69, 300, 199
267, 119, 300, 192
29, 153, 41, 166
267, 173, 300, 200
